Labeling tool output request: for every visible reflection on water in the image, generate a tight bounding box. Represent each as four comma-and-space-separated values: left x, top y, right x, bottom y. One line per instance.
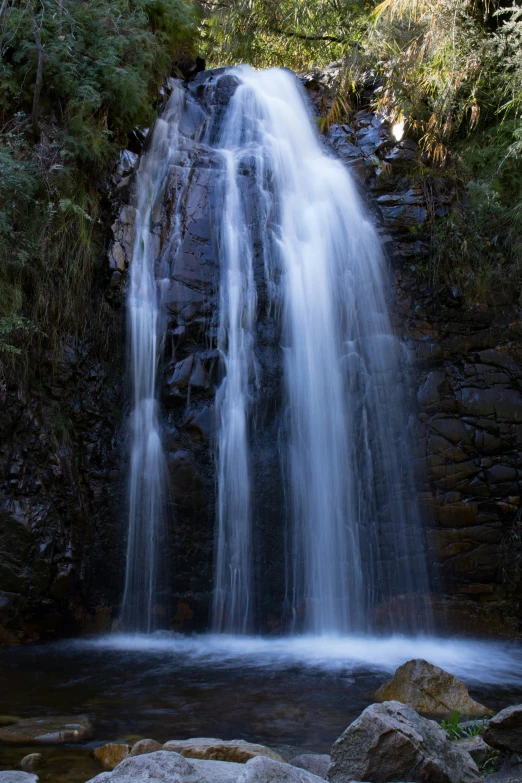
1, 633, 521, 780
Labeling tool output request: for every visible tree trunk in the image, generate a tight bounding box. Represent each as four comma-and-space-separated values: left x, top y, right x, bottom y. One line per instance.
30, 2, 44, 142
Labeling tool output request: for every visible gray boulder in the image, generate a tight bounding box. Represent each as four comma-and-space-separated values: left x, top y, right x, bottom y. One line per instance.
484, 705, 522, 753
85, 750, 244, 783
327, 701, 481, 783
236, 756, 328, 783
455, 736, 490, 765
290, 754, 331, 779
0, 774, 38, 783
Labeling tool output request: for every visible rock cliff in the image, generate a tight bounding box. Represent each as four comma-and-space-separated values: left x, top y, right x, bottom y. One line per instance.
0, 66, 519, 643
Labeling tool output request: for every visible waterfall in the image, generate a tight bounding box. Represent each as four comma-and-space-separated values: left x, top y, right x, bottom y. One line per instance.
212, 67, 429, 634
121, 85, 186, 632
121, 66, 430, 635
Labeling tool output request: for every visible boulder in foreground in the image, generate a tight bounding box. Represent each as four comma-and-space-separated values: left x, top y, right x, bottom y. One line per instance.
327, 700, 481, 783
0, 715, 92, 744
236, 756, 328, 783
455, 736, 490, 765
86, 750, 246, 783
130, 738, 163, 756
163, 737, 284, 763
85, 750, 328, 783
376, 659, 493, 717
483, 705, 522, 753
290, 754, 331, 779
0, 774, 38, 783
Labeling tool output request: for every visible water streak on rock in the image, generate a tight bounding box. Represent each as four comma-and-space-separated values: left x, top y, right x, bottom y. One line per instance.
121, 85, 187, 631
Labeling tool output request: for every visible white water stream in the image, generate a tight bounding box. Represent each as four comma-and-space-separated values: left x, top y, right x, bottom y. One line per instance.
213, 67, 428, 633
123, 67, 430, 635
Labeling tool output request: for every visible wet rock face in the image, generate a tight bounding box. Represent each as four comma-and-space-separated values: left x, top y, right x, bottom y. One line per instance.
0, 715, 92, 744
161, 739, 284, 763
94, 744, 131, 770
0, 336, 125, 645
108, 70, 287, 629
395, 285, 522, 635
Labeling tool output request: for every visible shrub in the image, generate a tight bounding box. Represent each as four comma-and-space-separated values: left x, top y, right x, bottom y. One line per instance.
0, 0, 199, 368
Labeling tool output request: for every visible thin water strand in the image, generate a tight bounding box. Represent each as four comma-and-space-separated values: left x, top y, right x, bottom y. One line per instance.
121, 85, 186, 632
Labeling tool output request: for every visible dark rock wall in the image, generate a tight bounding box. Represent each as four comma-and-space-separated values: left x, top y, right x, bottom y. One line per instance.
398, 285, 522, 636
1, 67, 520, 644
0, 339, 125, 645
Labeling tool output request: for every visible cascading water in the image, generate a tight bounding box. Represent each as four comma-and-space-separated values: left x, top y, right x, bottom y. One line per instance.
211, 67, 430, 634
121, 65, 430, 635
212, 148, 257, 633
121, 85, 186, 631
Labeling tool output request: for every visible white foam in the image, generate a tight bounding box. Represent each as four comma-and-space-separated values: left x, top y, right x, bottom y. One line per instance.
77, 633, 522, 687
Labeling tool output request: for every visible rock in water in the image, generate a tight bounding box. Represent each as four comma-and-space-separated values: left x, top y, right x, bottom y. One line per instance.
19, 755, 42, 773
327, 701, 482, 783
0, 774, 38, 783
162, 737, 284, 762
130, 739, 163, 756
237, 756, 328, 783
85, 750, 246, 783
290, 754, 331, 779
0, 715, 92, 744
484, 705, 522, 753
93, 744, 130, 770
376, 659, 493, 717
0, 716, 20, 726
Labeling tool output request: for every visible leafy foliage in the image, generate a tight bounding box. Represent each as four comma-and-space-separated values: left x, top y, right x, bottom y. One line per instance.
1, 0, 521, 370
0, 0, 198, 369
200, 0, 370, 70
440, 709, 486, 739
